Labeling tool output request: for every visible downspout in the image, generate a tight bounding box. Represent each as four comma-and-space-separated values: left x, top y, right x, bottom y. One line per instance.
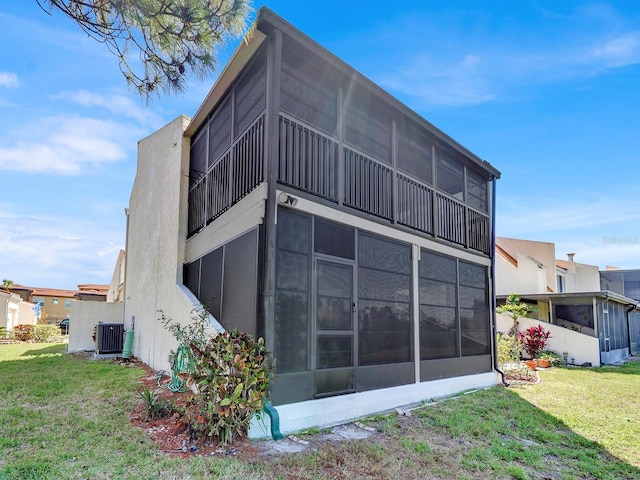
490, 177, 508, 386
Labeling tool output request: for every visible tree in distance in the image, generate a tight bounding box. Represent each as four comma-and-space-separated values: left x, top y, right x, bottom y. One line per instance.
38, 0, 251, 98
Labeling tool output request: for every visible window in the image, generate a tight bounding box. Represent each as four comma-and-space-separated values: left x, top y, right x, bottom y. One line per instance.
557, 275, 565, 293
459, 261, 489, 356
466, 169, 488, 212
419, 251, 458, 359
358, 232, 412, 366
64, 300, 71, 308
52, 298, 58, 305
436, 147, 464, 200
234, 49, 266, 137
314, 217, 355, 259
345, 87, 393, 163
397, 117, 433, 185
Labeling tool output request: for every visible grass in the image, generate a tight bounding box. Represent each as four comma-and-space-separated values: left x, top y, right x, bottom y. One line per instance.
1, 344, 640, 479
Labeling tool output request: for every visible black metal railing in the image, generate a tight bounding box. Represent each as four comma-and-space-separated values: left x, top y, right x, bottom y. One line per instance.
397, 174, 434, 234
278, 115, 338, 201
343, 147, 393, 220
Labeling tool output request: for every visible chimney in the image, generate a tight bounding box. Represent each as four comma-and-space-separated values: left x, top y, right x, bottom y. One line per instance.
566, 252, 576, 262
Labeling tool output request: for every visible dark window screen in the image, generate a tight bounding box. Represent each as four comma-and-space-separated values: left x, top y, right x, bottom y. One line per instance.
189, 130, 207, 188
314, 217, 355, 259
419, 250, 458, 359
459, 261, 489, 356
358, 233, 411, 366
345, 88, 392, 163
467, 169, 487, 212
397, 117, 433, 185
436, 147, 464, 200
208, 96, 231, 167
555, 304, 594, 329
234, 49, 266, 137
199, 247, 223, 319
184, 260, 201, 298
275, 209, 311, 373
281, 36, 338, 135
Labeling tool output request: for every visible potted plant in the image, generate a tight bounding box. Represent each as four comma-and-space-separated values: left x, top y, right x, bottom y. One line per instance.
536, 349, 564, 368
518, 324, 552, 366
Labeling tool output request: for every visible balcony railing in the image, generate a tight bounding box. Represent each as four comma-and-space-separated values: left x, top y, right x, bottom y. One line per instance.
343, 147, 393, 220
188, 115, 265, 237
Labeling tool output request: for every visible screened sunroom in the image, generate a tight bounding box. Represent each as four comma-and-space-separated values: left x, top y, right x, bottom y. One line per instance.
181, 7, 500, 417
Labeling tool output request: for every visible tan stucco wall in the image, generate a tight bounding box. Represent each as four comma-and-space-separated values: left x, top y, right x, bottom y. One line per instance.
68, 301, 124, 352
496, 237, 557, 292
124, 115, 220, 372
496, 251, 547, 296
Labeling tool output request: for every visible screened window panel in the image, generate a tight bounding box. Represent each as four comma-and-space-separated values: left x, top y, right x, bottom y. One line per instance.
397, 117, 433, 185
199, 247, 223, 319
359, 300, 411, 365
419, 279, 456, 307
314, 217, 355, 259
359, 269, 411, 303
281, 38, 338, 135
466, 168, 487, 212
208, 97, 231, 167
419, 250, 457, 282
276, 251, 309, 292
461, 307, 490, 356
555, 304, 594, 329
358, 233, 411, 274
317, 262, 352, 331
459, 285, 486, 309
436, 147, 464, 200
344, 89, 392, 163
420, 305, 458, 359
234, 50, 266, 137
277, 208, 310, 254
275, 290, 308, 373
190, 130, 207, 188
317, 336, 352, 369
183, 260, 200, 298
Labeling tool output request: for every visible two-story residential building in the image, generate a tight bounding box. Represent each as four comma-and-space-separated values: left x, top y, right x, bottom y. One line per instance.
9, 285, 77, 323
123, 7, 501, 435
496, 237, 640, 365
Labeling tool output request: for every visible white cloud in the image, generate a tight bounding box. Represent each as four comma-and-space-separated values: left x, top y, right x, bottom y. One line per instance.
0, 71, 19, 88
0, 207, 121, 288
0, 115, 139, 174
591, 32, 640, 68
53, 90, 162, 127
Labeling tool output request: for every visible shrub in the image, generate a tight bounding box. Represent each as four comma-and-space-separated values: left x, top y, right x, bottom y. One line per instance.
536, 349, 564, 367
518, 324, 552, 359
13, 324, 35, 341
138, 387, 174, 421
496, 332, 521, 367
34, 324, 62, 342
161, 309, 274, 446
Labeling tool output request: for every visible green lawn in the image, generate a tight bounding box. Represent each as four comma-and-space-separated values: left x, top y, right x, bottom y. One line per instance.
1, 343, 640, 480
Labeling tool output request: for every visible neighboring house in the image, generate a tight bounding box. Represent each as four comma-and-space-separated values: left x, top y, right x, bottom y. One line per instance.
0, 290, 37, 332
600, 267, 640, 354
107, 250, 126, 303
124, 7, 501, 436
495, 237, 639, 365
75, 284, 109, 302
9, 285, 77, 324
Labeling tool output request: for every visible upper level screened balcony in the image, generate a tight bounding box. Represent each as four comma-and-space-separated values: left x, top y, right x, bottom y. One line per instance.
187, 33, 498, 256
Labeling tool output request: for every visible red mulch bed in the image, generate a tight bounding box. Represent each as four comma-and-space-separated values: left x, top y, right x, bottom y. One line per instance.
123, 358, 263, 461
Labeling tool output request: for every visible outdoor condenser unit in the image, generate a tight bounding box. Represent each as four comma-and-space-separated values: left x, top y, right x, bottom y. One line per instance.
95, 323, 124, 354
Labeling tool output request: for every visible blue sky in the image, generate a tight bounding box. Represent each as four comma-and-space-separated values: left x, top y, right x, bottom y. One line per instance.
1, 1, 640, 289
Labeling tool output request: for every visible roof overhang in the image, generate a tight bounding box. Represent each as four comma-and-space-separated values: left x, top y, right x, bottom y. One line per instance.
497, 291, 640, 308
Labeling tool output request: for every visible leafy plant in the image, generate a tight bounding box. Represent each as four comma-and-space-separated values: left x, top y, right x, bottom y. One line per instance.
496, 332, 521, 367
496, 294, 537, 336
13, 324, 35, 342
518, 324, 552, 359
34, 324, 62, 342
535, 349, 564, 367
138, 387, 174, 421
161, 309, 275, 445
0, 326, 7, 339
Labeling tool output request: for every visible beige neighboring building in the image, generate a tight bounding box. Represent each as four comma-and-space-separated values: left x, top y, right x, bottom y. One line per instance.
10, 285, 77, 324
107, 250, 126, 303
75, 284, 109, 302
495, 237, 639, 365
0, 290, 37, 331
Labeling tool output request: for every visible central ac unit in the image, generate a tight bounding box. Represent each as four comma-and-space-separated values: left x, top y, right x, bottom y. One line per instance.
95, 323, 124, 354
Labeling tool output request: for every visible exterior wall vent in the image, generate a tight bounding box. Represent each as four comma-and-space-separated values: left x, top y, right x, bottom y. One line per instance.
95, 323, 124, 354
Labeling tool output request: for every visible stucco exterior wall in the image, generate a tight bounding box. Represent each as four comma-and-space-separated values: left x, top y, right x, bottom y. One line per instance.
496, 237, 557, 292
496, 314, 601, 366
124, 116, 220, 372
496, 252, 547, 296
68, 301, 124, 352
17, 301, 37, 326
